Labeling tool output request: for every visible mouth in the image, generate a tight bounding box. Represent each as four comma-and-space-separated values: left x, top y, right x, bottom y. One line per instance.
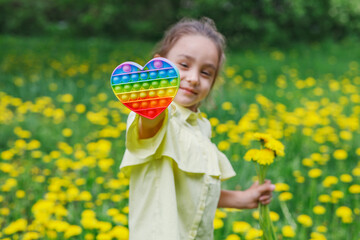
180, 86, 197, 95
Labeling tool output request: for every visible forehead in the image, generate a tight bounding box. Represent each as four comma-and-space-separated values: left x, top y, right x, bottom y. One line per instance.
167, 35, 219, 66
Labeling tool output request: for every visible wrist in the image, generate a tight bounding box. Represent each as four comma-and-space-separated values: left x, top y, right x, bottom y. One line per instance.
219, 190, 249, 209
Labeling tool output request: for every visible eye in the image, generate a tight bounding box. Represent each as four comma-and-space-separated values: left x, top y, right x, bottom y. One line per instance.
179, 62, 188, 68
201, 71, 210, 76
201, 70, 213, 78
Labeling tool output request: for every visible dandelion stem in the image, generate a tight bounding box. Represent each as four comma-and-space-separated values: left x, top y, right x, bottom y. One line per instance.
279, 200, 297, 230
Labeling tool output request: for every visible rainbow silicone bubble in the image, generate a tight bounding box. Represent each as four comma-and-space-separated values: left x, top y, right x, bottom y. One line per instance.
110, 57, 180, 119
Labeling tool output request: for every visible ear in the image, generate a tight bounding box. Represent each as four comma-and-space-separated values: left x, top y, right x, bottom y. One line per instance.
154, 53, 161, 58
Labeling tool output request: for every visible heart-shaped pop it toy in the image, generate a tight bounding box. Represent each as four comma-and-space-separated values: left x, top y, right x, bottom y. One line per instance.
110, 57, 180, 119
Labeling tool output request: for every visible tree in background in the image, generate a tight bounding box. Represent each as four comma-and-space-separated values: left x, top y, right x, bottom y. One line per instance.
1, 0, 359, 45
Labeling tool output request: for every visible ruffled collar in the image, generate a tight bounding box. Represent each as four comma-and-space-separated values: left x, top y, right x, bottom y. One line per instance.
171, 102, 204, 124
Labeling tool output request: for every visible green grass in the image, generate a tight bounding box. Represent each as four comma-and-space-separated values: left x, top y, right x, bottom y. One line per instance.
0, 35, 359, 240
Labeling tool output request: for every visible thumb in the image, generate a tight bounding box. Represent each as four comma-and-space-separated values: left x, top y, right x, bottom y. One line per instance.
257, 182, 275, 194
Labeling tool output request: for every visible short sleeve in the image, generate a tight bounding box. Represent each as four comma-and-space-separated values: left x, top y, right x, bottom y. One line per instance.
216, 150, 236, 181
120, 109, 169, 176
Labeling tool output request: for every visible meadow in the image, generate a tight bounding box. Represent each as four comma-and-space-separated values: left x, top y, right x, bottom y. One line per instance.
0, 35, 359, 240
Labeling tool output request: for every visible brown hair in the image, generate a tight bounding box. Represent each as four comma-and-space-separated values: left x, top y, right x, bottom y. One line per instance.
153, 17, 226, 85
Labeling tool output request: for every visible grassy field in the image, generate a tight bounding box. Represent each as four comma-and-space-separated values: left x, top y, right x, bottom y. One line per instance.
0, 35, 359, 240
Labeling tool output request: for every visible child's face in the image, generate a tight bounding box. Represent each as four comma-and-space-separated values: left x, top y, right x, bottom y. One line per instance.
165, 35, 219, 112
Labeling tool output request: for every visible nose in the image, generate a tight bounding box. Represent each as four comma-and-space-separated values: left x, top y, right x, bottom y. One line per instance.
185, 69, 200, 86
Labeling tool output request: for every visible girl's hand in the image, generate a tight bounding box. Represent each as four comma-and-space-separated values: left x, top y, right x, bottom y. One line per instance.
138, 111, 166, 139
243, 180, 275, 208
218, 180, 275, 209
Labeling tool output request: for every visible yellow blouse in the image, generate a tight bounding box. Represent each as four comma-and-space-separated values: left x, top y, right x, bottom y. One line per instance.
120, 102, 236, 240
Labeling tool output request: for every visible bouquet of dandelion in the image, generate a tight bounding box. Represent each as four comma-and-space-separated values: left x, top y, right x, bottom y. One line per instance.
244, 133, 285, 240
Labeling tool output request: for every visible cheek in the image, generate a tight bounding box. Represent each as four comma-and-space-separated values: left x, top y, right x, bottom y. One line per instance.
201, 84, 212, 97
178, 70, 186, 80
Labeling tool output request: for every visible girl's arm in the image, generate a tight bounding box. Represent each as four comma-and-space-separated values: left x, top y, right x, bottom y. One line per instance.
218, 180, 275, 209
138, 111, 166, 139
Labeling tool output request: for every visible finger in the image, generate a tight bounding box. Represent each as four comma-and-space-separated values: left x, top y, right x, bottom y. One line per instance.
263, 180, 275, 192
264, 179, 272, 184
260, 198, 272, 205
259, 194, 272, 202
257, 183, 275, 194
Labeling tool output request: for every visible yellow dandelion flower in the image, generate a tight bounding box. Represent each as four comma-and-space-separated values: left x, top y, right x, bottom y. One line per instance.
282, 225, 295, 238
27, 140, 41, 150
333, 149, 347, 160
253, 132, 272, 143
75, 104, 86, 113
218, 141, 231, 151
274, 182, 290, 192
59, 93, 74, 103
107, 208, 119, 217
308, 168, 322, 178
3, 218, 27, 235
110, 226, 129, 239
340, 174, 353, 183
1, 150, 14, 160
79, 191, 92, 201
270, 211, 280, 221
222, 101, 233, 111
318, 194, 331, 203
47, 230, 58, 239
15, 190, 26, 199
84, 233, 94, 240
322, 176, 338, 188
279, 192, 293, 201
62, 128, 73, 137
331, 190, 344, 199
339, 130, 352, 140
215, 209, 227, 218
213, 218, 224, 229
64, 225, 82, 239
233, 221, 251, 233
1, 207, 10, 215
352, 167, 360, 176
122, 206, 129, 214
244, 149, 260, 162
225, 66, 236, 77
316, 226, 327, 233
311, 153, 323, 162
356, 148, 360, 156
264, 138, 285, 156
310, 232, 327, 240
209, 117, 219, 127
349, 184, 360, 194
225, 234, 241, 240
256, 149, 275, 165
113, 213, 128, 225
252, 210, 259, 220
302, 158, 314, 167
354, 208, 360, 215
313, 205, 326, 215
82, 209, 96, 219
336, 206, 353, 223
23, 232, 40, 240
96, 233, 112, 240
245, 228, 263, 239
216, 124, 228, 134
297, 214, 313, 227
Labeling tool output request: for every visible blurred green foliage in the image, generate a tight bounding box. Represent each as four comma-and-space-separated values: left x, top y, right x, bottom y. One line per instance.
1, 0, 360, 45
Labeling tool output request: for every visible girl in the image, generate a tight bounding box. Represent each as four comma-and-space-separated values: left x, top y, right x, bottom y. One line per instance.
120, 17, 275, 240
